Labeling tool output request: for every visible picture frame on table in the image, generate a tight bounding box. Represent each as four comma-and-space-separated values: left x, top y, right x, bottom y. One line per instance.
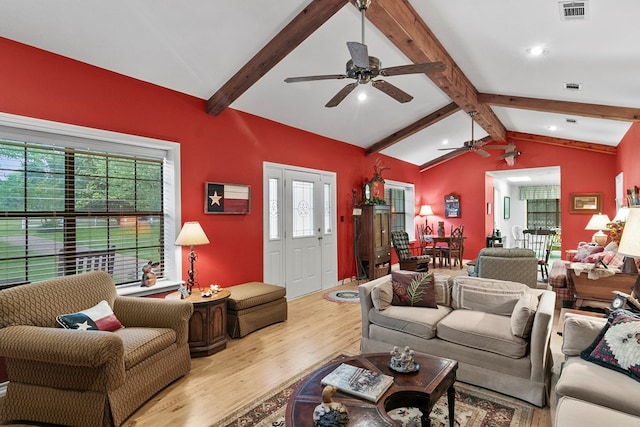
569, 193, 602, 214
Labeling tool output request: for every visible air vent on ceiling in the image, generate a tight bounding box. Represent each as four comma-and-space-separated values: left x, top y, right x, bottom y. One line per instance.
564, 82, 582, 91
559, 1, 588, 21
565, 118, 578, 124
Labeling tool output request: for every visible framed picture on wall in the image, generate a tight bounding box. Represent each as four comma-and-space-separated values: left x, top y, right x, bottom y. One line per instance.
205, 182, 251, 214
569, 193, 602, 214
444, 193, 461, 218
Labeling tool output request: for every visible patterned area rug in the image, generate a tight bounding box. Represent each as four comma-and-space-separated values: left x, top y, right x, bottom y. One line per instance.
216, 354, 534, 427
322, 288, 360, 304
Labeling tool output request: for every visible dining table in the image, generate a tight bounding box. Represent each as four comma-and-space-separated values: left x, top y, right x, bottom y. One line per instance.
421, 235, 466, 268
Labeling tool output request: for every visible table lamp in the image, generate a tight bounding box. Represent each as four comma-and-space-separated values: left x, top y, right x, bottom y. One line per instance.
419, 204, 434, 232
585, 213, 611, 246
175, 221, 210, 294
618, 207, 640, 277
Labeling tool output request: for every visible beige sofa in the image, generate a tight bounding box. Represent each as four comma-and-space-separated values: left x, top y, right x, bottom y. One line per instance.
0, 271, 193, 427
359, 273, 556, 406
554, 313, 640, 426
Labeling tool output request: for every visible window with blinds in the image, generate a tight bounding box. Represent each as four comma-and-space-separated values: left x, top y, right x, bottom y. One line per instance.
0, 139, 164, 287
386, 187, 406, 232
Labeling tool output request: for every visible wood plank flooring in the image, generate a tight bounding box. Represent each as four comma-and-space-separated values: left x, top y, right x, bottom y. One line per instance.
1, 267, 557, 427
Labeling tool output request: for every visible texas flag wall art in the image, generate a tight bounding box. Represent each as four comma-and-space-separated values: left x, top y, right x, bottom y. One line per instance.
205, 182, 251, 214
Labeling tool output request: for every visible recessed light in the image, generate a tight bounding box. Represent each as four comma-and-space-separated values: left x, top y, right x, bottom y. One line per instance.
357, 92, 367, 101
547, 125, 558, 131
527, 46, 547, 56
442, 139, 449, 145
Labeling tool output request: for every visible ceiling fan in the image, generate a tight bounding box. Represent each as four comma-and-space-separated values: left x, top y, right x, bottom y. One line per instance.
485, 142, 523, 166
284, 0, 446, 107
438, 111, 490, 158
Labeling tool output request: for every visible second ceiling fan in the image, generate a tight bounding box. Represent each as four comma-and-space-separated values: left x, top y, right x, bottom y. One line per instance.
439, 111, 490, 157
284, 0, 446, 107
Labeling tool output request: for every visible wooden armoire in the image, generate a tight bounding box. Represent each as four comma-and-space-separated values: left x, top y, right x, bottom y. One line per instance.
357, 204, 391, 279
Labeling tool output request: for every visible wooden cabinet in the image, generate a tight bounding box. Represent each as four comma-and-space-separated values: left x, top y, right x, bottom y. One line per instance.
357, 205, 391, 279
569, 269, 636, 309
167, 289, 230, 357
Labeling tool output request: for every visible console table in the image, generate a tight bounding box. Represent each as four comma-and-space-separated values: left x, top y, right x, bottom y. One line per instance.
166, 289, 230, 357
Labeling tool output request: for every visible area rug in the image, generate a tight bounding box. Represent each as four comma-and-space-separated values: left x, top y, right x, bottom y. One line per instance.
322, 287, 360, 304
216, 354, 534, 427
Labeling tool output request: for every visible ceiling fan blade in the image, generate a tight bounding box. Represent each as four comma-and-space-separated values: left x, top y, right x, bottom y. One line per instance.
438, 147, 460, 151
475, 149, 490, 158
325, 82, 359, 108
371, 80, 413, 103
380, 62, 446, 77
285, 74, 348, 83
347, 41, 369, 69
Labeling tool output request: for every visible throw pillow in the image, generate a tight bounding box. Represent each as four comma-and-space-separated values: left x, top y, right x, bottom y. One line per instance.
371, 279, 393, 311
390, 271, 437, 308
572, 244, 604, 262
56, 300, 123, 331
433, 274, 453, 307
580, 309, 640, 382
510, 293, 539, 338
451, 276, 528, 315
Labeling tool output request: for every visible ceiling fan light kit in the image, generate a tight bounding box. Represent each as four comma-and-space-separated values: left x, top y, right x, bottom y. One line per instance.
284, 0, 445, 107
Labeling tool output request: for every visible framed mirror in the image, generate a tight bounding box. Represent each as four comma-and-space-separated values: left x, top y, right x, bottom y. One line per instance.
444, 193, 461, 218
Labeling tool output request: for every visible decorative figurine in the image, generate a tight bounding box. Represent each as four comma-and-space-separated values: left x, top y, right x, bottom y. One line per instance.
140, 261, 159, 287
313, 385, 350, 427
389, 346, 419, 373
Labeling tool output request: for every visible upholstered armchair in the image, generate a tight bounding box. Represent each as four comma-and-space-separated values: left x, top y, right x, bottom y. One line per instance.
470, 247, 539, 288
0, 271, 193, 427
390, 231, 430, 272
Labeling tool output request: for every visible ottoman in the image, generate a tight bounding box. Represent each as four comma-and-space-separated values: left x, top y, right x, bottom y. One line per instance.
227, 282, 287, 338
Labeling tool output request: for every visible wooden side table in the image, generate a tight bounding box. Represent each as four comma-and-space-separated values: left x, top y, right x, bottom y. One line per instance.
166, 289, 230, 357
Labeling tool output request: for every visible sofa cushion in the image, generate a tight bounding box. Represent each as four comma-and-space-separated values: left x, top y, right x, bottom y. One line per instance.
580, 309, 640, 382
391, 271, 437, 308
436, 310, 528, 358
451, 276, 528, 315
371, 278, 393, 311
556, 357, 640, 417
433, 274, 453, 307
56, 300, 123, 332
555, 396, 640, 427
511, 293, 539, 338
114, 327, 177, 370
368, 305, 452, 340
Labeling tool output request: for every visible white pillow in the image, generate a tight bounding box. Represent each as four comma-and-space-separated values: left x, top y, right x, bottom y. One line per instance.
452, 276, 528, 315
371, 279, 393, 311
510, 293, 539, 338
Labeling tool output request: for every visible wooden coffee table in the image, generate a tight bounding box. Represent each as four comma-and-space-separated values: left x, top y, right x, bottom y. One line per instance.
285, 352, 458, 427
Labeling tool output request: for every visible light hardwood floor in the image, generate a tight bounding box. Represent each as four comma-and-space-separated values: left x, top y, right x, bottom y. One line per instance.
2, 267, 558, 427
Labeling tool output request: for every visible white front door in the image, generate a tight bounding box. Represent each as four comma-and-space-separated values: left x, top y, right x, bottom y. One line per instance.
263, 163, 337, 300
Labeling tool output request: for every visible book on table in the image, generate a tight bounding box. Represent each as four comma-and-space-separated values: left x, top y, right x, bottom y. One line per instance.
320, 363, 394, 402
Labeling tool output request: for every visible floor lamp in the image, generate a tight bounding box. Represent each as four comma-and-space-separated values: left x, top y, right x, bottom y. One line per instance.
175, 221, 210, 294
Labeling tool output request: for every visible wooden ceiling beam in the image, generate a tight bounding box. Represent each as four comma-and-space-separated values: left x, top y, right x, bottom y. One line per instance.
206, 0, 348, 116
479, 93, 640, 122
360, 0, 507, 142
507, 131, 617, 154
366, 102, 460, 155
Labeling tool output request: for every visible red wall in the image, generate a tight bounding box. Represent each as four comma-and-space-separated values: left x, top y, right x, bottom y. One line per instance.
617, 123, 640, 193
420, 138, 618, 259
0, 37, 422, 286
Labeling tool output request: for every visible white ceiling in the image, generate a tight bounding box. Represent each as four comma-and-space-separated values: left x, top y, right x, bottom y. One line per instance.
1, 0, 637, 169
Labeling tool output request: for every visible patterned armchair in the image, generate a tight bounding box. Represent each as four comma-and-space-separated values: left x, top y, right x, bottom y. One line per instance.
470, 247, 539, 288
391, 231, 430, 272
0, 271, 193, 427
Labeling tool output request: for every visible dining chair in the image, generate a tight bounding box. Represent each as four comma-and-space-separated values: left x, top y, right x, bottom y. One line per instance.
522, 229, 556, 281
441, 225, 464, 268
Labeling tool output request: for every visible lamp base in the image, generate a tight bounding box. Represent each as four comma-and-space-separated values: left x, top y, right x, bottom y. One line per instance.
592, 231, 607, 246
621, 257, 639, 274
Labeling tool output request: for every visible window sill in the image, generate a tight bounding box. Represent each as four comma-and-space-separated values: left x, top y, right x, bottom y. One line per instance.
117, 279, 182, 297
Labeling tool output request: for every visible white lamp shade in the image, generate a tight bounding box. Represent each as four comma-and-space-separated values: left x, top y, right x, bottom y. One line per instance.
618, 207, 640, 257
585, 214, 611, 231
419, 205, 434, 216
175, 221, 210, 246
613, 206, 630, 222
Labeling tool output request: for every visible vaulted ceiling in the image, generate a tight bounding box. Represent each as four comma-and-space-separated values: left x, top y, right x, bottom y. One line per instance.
1, 0, 638, 170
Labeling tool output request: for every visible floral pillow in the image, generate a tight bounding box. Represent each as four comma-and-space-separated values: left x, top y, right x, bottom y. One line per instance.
572, 244, 604, 262
580, 309, 640, 382
390, 271, 437, 308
